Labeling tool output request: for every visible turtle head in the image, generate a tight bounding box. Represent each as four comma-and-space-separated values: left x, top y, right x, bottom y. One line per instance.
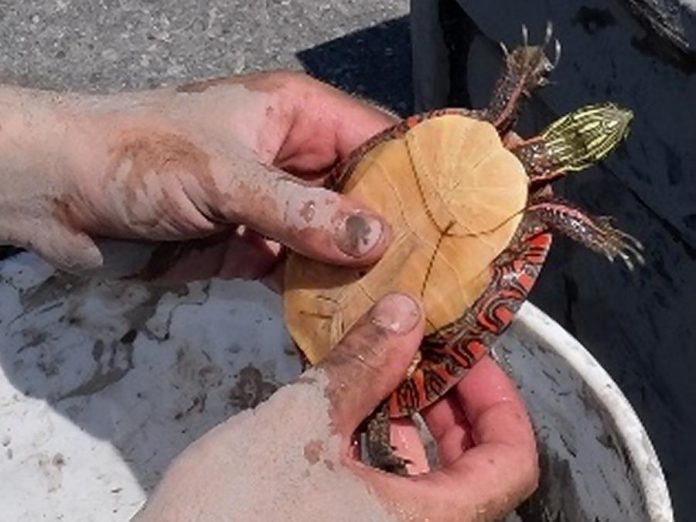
537, 102, 633, 174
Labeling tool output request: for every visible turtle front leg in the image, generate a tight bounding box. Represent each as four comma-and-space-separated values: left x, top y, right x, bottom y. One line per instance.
484, 22, 561, 131
527, 195, 645, 270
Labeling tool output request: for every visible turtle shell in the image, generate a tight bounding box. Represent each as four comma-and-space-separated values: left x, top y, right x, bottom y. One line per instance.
284, 114, 529, 365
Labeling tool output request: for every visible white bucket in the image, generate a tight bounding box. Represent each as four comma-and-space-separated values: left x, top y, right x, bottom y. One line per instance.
496, 303, 673, 521
0, 254, 673, 520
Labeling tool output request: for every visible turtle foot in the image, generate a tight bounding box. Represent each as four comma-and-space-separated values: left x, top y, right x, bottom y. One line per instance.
487, 21, 560, 130
509, 21, 561, 91
364, 402, 411, 476
526, 196, 646, 271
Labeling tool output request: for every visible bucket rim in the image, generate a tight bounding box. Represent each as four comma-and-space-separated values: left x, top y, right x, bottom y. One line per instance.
514, 302, 674, 522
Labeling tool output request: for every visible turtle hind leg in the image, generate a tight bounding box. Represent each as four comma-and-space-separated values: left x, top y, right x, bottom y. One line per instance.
527, 195, 645, 270
361, 401, 411, 475
388, 231, 553, 417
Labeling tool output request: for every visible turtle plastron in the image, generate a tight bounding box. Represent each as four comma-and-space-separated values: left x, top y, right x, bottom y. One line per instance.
389, 219, 552, 416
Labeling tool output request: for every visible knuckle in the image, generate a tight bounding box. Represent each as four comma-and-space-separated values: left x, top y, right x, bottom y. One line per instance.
276, 69, 311, 85
332, 325, 392, 374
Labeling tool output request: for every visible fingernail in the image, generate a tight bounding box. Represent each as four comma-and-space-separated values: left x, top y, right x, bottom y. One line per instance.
370, 293, 421, 335
335, 212, 384, 258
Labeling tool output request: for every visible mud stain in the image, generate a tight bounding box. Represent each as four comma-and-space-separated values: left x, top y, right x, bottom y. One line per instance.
228, 365, 278, 410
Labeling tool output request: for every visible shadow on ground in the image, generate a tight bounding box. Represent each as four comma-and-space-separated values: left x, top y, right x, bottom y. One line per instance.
296, 15, 413, 116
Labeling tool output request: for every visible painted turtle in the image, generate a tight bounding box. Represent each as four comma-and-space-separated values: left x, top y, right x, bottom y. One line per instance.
283, 25, 643, 466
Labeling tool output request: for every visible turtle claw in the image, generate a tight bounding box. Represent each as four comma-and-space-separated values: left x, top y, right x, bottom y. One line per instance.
617, 246, 644, 272
521, 24, 529, 48
526, 201, 645, 272
618, 235, 646, 271
541, 23, 562, 72
543, 20, 554, 46
552, 39, 562, 69
500, 41, 510, 58
537, 76, 557, 87
521, 20, 555, 51
617, 227, 645, 253
517, 23, 561, 73
598, 218, 646, 271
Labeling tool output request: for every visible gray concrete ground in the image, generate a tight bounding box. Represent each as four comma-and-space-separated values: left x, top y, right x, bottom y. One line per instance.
0, 0, 411, 110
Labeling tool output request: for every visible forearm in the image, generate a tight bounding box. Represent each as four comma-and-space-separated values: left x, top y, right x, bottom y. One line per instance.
0, 86, 70, 247
0, 87, 152, 273
130, 372, 398, 522
0, 84, 206, 271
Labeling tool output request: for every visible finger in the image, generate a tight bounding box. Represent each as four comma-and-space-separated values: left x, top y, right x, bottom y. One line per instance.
420, 355, 510, 465
28, 220, 103, 272
455, 357, 527, 422
238, 76, 396, 264
356, 358, 537, 522
315, 293, 425, 438
270, 73, 398, 174
199, 147, 391, 267
421, 394, 474, 466
422, 357, 538, 519
390, 418, 430, 475
422, 356, 523, 443
421, 394, 467, 442
175, 71, 397, 176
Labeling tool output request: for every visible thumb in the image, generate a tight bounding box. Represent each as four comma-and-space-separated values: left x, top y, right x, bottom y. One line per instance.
194, 141, 391, 268
315, 293, 425, 437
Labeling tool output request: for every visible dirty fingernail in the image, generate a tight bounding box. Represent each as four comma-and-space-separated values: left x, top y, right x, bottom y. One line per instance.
335, 212, 384, 257
370, 293, 421, 335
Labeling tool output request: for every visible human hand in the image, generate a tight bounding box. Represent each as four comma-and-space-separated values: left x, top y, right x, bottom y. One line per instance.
0, 72, 396, 285
133, 293, 538, 522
